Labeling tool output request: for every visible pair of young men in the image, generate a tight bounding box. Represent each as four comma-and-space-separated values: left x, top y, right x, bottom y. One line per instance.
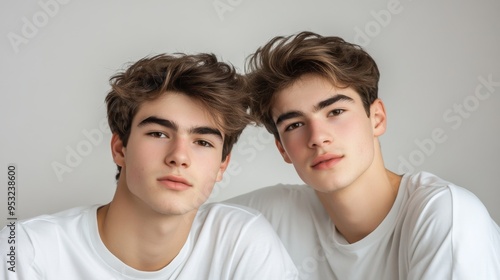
0, 54, 298, 279
2, 32, 500, 279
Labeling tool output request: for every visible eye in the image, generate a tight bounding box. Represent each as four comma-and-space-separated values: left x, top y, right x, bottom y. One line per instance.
285, 122, 303, 131
328, 109, 345, 116
195, 140, 214, 148
148, 132, 167, 138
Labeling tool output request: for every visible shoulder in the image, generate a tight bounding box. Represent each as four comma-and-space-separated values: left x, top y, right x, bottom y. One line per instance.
190, 203, 297, 279
224, 184, 319, 226
0, 205, 98, 278
195, 202, 291, 242
193, 202, 299, 279
224, 185, 331, 252
197, 202, 266, 228
3, 205, 97, 247
199, 202, 260, 216
400, 171, 499, 248
400, 173, 500, 278
404, 172, 491, 219
225, 184, 315, 210
193, 203, 286, 255
16, 205, 95, 231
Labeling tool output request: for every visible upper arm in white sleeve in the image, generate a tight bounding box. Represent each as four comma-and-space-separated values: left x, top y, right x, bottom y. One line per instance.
229, 213, 299, 280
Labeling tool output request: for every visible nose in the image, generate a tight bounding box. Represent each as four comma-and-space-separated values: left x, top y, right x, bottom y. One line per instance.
307, 119, 332, 148
165, 137, 191, 168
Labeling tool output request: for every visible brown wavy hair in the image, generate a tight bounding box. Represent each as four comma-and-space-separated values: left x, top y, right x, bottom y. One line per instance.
106, 53, 252, 180
246, 31, 380, 140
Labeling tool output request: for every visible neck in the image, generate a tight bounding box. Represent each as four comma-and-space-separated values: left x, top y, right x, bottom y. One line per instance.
316, 164, 402, 243
97, 183, 196, 271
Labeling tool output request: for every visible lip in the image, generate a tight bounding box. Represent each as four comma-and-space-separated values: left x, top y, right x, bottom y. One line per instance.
311, 153, 343, 170
157, 175, 192, 191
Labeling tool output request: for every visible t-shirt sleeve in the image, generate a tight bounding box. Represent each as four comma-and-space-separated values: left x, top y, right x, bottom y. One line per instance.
450, 186, 500, 278
402, 185, 500, 279
228, 213, 298, 280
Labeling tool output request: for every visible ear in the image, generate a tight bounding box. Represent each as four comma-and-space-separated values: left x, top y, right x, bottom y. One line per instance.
275, 138, 292, 164
215, 153, 231, 182
370, 99, 387, 137
111, 133, 126, 167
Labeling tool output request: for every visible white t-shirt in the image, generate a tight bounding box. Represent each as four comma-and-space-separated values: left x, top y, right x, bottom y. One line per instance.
227, 171, 500, 280
0, 203, 298, 280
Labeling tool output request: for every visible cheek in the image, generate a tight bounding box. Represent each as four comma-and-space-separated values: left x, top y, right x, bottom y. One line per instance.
125, 153, 147, 179
281, 131, 307, 156
196, 165, 221, 198
125, 145, 159, 176
344, 115, 373, 138
198, 153, 225, 178
281, 141, 300, 162
352, 122, 376, 157
136, 140, 165, 160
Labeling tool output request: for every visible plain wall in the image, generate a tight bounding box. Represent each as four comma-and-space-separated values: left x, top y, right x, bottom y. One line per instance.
1, 0, 499, 228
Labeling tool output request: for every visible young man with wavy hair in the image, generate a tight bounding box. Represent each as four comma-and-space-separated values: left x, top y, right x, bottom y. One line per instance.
0, 53, 298, 279
227, 32, 500, 279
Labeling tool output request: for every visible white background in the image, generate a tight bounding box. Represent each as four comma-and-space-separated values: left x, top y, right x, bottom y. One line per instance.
1, 0, 499, 228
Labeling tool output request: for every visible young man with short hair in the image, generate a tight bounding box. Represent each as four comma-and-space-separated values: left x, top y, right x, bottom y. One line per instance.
227, 32, 500, 279
1, 53, 298, 279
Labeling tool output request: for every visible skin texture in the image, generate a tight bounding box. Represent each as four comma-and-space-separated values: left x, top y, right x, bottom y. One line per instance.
272, 74, 401, 243
98, 92, 230, 270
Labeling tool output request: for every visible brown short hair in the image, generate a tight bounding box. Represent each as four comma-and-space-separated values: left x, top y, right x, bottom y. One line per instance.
246, 31, 380, 140
106, 53, 252, 180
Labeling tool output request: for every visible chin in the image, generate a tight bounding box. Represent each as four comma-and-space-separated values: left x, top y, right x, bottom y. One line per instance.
150, 201, 193, 216
309, 179, 348, 193
312, 186, 340, 194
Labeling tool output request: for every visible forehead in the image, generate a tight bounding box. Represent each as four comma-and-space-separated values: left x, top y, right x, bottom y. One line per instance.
271, 74, 361, 116
133, 92, 222, 129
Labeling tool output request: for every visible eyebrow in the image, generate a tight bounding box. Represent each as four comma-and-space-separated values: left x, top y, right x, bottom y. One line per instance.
190, 127, 223, 139
138, 116, 223, 139
315, 94, 354, 111
139, 116, 176, 130
275, 111, 302, 125
275, 94, 354, 125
